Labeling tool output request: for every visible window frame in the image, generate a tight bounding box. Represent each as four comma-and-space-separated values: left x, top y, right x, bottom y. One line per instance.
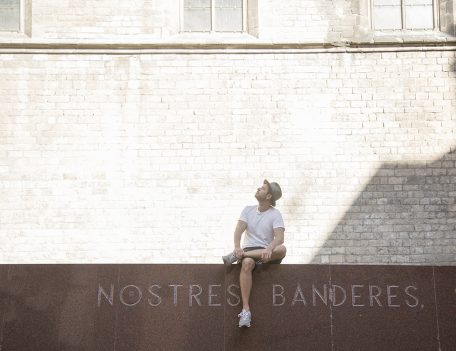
179, 0, 248, 34
370, 0, 440, 32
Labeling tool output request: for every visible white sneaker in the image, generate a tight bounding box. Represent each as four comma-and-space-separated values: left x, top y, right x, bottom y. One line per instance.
238, 309, 251, 327
222, 251, 237, 266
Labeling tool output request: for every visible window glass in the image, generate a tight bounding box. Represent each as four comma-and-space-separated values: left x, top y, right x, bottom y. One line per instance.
184, 0, 211, 32
404, 0, 433, 4
0, 0, 20, 32
373, 3, 402, 30
184, 0, 243, 32
373, 0, 435, 30
405, 0, 434, 29
214, 0, 243, 32
374, 0, 401, 5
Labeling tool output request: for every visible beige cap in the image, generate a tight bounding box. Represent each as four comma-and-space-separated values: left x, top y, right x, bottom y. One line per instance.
264, 179, 282, 207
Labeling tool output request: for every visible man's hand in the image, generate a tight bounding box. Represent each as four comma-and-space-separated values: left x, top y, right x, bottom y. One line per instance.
261, 248, 273, 263
234, 248, 244, 260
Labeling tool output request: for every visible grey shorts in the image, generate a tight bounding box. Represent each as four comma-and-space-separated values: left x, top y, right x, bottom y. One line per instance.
240, 246, 284, 266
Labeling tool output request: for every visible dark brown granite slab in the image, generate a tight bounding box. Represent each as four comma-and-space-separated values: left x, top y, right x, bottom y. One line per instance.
224, 264, 333, 351
434, 266, 456, 351
330, 265, 439, 351
91, 265, 119, 351
0, 264, 455, 350
0, 265, 118, 351
114, 264, 225, 351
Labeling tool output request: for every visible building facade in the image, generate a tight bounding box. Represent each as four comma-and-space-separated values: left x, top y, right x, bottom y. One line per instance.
1, 0, 456, 264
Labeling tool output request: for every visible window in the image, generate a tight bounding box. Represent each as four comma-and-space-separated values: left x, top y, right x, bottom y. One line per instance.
182, 0, 246, 33
0, 0, 20, 32
372, 0, 437, 30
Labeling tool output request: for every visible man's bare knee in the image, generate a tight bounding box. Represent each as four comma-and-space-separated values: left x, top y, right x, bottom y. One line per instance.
241, 258, 255, 272
274, 245, 287, 259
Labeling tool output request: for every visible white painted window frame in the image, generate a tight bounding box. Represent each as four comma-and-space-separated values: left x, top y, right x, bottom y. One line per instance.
370, 0, 440, 31
179, 0, 248, 33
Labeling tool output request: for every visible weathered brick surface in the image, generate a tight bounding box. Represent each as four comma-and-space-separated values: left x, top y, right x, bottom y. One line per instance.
0, 50, 455, 264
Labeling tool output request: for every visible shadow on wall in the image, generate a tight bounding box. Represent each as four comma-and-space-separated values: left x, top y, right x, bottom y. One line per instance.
312, 149, 456, 265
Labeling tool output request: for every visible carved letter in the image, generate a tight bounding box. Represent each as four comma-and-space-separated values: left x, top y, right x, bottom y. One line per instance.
272, 284, 285, 306
227, 284, 240, 306
291, 283, 307, 306
169, 284, 183, 306
120, 285, 142, 307
369, 285, 382, 307
148, 284, 162, 306
352, 285, 365, 307
405, 286, 419, 308
387, 285, 400, 307
98, 284, 114, 307
312, 285, 328, 306
208, 284, 222, 306
189, 285, 203, 306
330, 285, 346, 307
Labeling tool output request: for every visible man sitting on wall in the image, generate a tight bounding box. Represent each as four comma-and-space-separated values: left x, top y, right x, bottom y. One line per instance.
222, 179, 286, 328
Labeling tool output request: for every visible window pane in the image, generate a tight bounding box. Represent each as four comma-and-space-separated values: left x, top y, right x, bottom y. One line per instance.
185, 0, 211, 8
183, 0, 211, 32
404, 0, 433, 5
0, 0, 20, 32
374, 0, 401, 5
215, 0, 242, 7
214, 0, 242, 32
183, 8, 211, 32
373, 5, 402, 30
405, 5, 434, 29
214, 8, 243, 31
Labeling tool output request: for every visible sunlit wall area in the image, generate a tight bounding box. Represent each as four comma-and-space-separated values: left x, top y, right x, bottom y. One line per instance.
1, 50, 455, 263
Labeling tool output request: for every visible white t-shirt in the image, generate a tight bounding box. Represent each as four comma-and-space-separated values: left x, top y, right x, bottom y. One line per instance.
239, 205, 285, 249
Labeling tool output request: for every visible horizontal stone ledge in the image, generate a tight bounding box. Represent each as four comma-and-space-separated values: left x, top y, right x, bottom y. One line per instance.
0, 264, 455, 350
0, 41, 456, 54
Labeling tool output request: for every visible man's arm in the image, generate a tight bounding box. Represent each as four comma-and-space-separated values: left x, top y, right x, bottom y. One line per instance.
261, 227, 285, 262
233, 220, 247, 258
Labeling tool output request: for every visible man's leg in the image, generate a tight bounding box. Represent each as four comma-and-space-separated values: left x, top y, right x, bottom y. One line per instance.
240, 257, 255, 311
238, 257, 255, 327
242, 245, 287, 262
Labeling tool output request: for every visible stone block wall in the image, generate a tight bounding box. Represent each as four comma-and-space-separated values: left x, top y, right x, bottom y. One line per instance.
0, 49, 455, 264
0, 1, 455, 264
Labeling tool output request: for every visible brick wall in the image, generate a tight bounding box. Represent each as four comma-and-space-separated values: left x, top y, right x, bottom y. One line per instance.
259, 0, 357, 42
1, 49, 455, 264
31, 0, 178, 39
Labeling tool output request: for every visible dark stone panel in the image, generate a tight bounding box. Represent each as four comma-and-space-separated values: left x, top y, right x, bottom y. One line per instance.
1, 264, 455, 350
434, 266, 456, 351
114, 264, 225, 351
330, 265, 439, 351
224, 264, 332, 351
91, 265, 119, 351
0, 265, 11, 350
0, 265, 118, 351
